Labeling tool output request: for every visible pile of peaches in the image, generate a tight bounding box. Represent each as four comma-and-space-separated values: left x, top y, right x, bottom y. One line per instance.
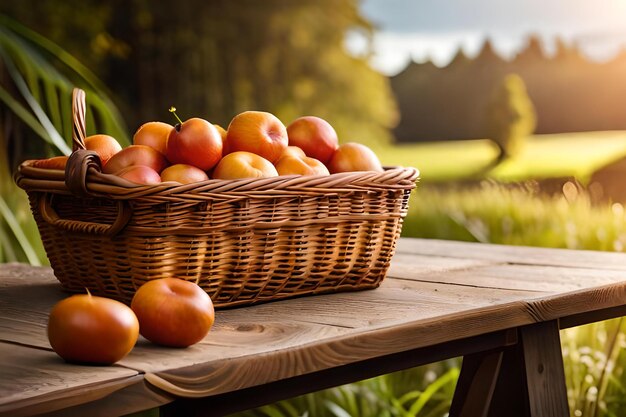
34, 110, 384, 185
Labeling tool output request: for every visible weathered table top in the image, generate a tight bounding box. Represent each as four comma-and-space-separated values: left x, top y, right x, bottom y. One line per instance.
2, 237, 626, 417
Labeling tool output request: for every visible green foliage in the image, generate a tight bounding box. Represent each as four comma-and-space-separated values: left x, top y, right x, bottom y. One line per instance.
485, 74, 537, 161
0, 15, 129, 264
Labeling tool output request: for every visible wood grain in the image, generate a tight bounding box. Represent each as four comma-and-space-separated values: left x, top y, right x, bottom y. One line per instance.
521, 321, 569, 417
389, 254, 626, 292
396, 238, 626, 270
0, 342, 139, 417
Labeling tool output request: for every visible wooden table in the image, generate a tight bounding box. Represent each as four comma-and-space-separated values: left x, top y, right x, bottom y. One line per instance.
2, 238, 626, 417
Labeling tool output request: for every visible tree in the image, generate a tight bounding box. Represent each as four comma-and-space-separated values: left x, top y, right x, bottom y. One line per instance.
485, 73, 536, 162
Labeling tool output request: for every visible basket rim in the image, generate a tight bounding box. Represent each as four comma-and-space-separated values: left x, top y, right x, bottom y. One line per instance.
16, 162, 419, 199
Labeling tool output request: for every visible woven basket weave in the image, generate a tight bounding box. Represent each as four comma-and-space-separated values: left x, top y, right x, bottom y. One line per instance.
15, 89, 419, 308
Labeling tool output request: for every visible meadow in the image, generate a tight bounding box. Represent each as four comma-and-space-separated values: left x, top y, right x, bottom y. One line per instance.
377, 130, 626, 183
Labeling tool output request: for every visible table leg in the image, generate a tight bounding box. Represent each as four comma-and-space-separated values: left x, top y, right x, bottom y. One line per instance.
449, 349, 503, 417
451, 320, 569, 417
487, 343, 528, 417
520, 320, 569, 417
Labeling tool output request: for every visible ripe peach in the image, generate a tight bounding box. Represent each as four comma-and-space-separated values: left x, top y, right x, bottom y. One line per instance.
275, 155, 330, 176
327, 143, 384, 174
212, 151, 278, 180
102, 145, 169, 174
225, 111, 288, 163
161, 164, 209, 184
213, 124, 227, 143
133, 121, 173, 155
166, 118, 223, 171
84, 134, 122, 166
278, 146, 306, 160
287, 116, 339, 164
31, 156, 69, 170
115, 165, 161, 185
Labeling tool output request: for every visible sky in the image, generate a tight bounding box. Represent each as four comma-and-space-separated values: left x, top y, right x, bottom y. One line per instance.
351, 0, 626, 75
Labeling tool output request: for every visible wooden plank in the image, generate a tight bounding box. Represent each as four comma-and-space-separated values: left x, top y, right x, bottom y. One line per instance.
520, 321, 569, 417
386, 253, 501, 275
34, 378, 173, 417
131, 301, 535, 397
390, 255, 626, 293
0, 264, 544, 349
160, 329, 517, 417
396, 238, 626, 270
212, 278, 543, 329
0, 342, 140, 417
525, 281, 626, 323
0, 283, 66, 349
0, 263, 58, 287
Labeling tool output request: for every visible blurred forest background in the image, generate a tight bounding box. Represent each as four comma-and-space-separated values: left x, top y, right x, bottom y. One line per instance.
3, 1, 626, 416
1, 0, 397, 161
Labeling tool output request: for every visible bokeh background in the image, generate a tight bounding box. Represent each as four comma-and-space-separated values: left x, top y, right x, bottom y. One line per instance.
2, 1, 626, 416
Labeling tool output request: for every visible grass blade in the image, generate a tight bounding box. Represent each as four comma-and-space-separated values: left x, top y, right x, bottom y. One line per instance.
407, 368, 459, 415
0, 45, 70, 154
0, 195, 41, 265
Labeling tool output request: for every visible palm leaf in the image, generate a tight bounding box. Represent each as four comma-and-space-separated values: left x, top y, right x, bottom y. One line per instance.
0, 15, 131, 266
0, 195, 40, 265
0, 16, 130, 147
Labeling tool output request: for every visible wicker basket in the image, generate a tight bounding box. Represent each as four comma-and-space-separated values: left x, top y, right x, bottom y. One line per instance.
15, 89, 419, 308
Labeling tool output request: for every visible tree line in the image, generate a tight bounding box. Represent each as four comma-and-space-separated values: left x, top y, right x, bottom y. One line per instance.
391, 36, 626, 142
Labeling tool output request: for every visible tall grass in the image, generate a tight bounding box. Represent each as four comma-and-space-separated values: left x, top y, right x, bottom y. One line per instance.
403, 181, 626, 251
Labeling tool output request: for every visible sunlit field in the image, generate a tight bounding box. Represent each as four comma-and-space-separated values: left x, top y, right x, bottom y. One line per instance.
378, 131, 626, 183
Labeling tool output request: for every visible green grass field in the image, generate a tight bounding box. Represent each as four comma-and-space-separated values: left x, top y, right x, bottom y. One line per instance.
377, 131, 626, 183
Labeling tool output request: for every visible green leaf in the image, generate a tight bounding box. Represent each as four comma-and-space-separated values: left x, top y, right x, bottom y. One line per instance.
0, 43, 71, 154
0, 84, 54, 144
407, 368, 459, 415
0, 195, 41, 265
325, 400, 353, 417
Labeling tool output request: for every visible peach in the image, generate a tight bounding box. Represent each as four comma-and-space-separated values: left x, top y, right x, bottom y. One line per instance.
31, 156, 69, 170
115, 165, 161, 185
167, 118, 223, 171
212, 151, 278, 180
161, 164, 209, 184
287, 116, 338, 164
327, 143, 384, 174
275, 155, 330, 176
278, 146, 306, 160
102, 145, 169, 174
214, 124, 227, 142
84, 134, 122, 166
133, 121, 173, 155
225, 111, 288, 163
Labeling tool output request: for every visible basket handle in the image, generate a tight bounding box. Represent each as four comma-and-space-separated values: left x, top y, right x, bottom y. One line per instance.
72, 88, 87, 151
39, 193, 131, 237
65, 88, 105, 196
